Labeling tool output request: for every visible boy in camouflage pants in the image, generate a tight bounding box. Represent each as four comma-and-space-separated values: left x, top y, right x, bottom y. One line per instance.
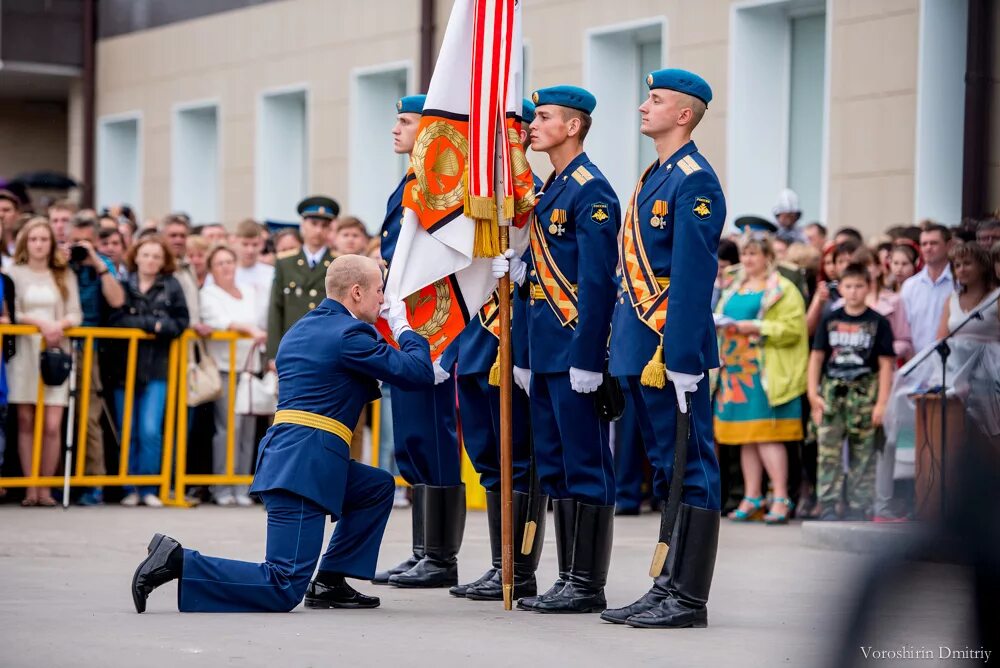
807, 263, 895, 520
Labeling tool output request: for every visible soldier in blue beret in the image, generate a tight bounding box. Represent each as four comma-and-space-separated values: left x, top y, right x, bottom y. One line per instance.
373, 94, 466, 589
495, 85, 621, 614
449, 98, 545, 602
603, 68, 727, 629
131, 255, 434, 613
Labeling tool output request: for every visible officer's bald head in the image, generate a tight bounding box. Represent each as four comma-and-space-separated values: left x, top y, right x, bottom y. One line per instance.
326, 254, 384, 323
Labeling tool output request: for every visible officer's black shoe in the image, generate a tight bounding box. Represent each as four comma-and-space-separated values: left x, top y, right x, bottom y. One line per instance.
452, 490, 502, 598
467, 490, 547, 601
626, 503, 720, 629
390, 484, 466, 588
517, 497, 574, 610
600, 578, 670, 623
533, 502, 613, 614
373, 484, 425, 585
602, 500, 677, 623
305, 572, 380, 609
132, 533, 183, 613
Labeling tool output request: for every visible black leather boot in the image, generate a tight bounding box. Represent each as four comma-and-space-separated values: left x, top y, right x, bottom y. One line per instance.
451, 490, 501, 598
390, 484, 466, 588
626, 503, 720, 628
372, 484, 425, 585
305, 572, 380, 609
132, 533, 183, 613
601, 497, 675, 624
467, 491, 548, 601
533, 502, 613, 613
517, 497, 574, 610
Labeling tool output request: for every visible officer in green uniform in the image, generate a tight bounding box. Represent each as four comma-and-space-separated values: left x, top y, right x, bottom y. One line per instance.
266, 195, 340, 363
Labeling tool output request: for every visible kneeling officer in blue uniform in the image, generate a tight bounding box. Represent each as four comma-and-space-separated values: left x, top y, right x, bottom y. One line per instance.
131, 255, 434, 613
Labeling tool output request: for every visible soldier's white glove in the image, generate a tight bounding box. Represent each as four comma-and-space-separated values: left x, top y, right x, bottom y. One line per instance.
569, 367, 603, 394
513, 366, 531, 396
667, 369, 704, 414
491, 249, 527, 286
380, 298, 411, 340
432, 359, 451, 385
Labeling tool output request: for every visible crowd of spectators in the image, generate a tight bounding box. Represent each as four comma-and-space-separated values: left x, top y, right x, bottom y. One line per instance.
1, 185, 998, 524
0, 188, 381, 507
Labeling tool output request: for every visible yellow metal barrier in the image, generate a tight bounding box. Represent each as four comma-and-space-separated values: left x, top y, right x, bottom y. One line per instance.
0, 324, 177, 491
0, 324, 484, 510
167, 329, 251, 506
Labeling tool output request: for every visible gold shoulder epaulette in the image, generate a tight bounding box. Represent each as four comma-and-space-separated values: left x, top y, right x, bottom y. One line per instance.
572, 165, 594, 185
677, 155, 702, 176
276, 249, 300, 260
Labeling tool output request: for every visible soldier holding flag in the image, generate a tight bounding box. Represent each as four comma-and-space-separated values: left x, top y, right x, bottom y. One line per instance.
373, 94, 465, 590
501, 85, 621, 615
602, 69, 726, 629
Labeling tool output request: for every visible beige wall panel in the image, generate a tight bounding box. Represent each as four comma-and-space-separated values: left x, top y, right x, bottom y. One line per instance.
827, 0, 920, 235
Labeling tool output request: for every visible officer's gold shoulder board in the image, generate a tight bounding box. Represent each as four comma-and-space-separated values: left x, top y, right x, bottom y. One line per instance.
677, 155, 702, 176
276, 249, 299, 260
572, 165, 594, 185
591, 203, 610, 224
693, 196, 712, 219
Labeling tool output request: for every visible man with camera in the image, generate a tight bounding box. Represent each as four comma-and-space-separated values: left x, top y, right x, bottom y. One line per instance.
68, 213, 125, 506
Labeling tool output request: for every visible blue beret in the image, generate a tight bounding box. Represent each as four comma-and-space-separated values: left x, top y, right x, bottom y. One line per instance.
530, 85, 596, 115
396, 94, 426, 114
297, 195, 340, 220
734, 216, 777, 234
521, 97, 536, 124
646, 68, 713, 106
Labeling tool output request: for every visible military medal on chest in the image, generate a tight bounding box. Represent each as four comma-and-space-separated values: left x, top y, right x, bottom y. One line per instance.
548, 209, 567, 236
650, 200, 668, 229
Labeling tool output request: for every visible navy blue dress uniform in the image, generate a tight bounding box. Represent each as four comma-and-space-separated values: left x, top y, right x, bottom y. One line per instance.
265, 195, 339, 361
603, 68, 726, 629
131, 298, 434, 613
374, 94, 465, 589
515, 86, 620, 615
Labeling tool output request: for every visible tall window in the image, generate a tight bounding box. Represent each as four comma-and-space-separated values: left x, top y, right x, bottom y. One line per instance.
585, 18, 666, 203
97, 114, 141, 214
350, 64, 411, 233
729, 1, 828, 224
256, 88, 308, 224
172, 103, 219, 224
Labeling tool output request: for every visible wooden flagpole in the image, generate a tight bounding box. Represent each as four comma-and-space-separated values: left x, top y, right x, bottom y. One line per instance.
496, 127, 515, 611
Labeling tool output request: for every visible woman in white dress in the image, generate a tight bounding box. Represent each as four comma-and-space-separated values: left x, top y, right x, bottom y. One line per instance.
199, 245, 267, 506
7, 218, 82, 506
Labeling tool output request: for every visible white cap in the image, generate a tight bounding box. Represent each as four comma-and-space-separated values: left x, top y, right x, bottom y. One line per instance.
772, 188, 801, 216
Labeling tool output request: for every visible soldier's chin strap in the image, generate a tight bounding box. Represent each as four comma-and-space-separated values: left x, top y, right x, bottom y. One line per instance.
649, 392, 691, 577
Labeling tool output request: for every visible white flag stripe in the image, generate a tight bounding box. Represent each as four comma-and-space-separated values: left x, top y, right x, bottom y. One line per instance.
385, 0, 524, 320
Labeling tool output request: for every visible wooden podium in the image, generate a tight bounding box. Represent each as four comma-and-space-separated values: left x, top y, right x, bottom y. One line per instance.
912, 393, 965, 522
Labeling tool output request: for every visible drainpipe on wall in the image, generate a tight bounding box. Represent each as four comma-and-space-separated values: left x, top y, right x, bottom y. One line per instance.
420, 0, 436, 93
961, 0, 991, 218
81, 0, 97, 208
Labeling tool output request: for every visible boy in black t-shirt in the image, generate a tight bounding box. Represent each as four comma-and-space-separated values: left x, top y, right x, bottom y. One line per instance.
807, 263, 895, 520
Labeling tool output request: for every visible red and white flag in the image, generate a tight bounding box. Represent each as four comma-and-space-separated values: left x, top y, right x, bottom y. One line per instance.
380, 0, 534, 360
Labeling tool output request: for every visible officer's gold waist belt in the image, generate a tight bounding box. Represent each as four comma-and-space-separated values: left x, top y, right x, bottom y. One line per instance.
273, 409, 352, 446
530, 283, 576, 300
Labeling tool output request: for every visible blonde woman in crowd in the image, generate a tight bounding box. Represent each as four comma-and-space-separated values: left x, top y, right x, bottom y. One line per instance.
713, 235, 808, 524
7, 218, 82, 506
185, 235, 211, 288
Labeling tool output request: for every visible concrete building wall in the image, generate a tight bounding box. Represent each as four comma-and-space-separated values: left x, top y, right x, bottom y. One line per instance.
96, 0, 420, 223
92, 0, 988, 235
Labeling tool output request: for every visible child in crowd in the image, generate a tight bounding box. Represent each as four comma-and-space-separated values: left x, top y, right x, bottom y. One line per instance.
334, 217, 370, 256
807, 262, 895, 520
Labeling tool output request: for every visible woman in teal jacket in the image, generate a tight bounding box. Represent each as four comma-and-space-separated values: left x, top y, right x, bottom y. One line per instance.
713, 235, 808, 524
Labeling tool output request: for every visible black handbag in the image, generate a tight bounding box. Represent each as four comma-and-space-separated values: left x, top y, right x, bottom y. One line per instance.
593, 371, 626, 422
39, 347, 73, 386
